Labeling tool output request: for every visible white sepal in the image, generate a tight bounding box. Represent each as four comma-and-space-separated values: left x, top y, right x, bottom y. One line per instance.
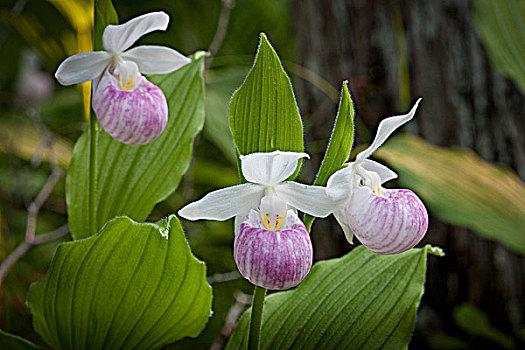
359, 159, 397, 184
333, 209, 354, 243
240, 150, 309, 185
356, 98, 421, 161
103, 11, 169, 53
178, 183, 264, 221
55, 51, 111, 86
275, 181, 344, 218
326, 165, 355, 200
122, 46, 191, 75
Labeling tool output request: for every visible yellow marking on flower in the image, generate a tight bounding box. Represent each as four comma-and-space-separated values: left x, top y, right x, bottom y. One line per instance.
121, 77, 136, 91
262, 213, 285, 231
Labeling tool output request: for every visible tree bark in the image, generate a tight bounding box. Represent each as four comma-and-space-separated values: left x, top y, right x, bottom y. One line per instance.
293, 0, 525, 347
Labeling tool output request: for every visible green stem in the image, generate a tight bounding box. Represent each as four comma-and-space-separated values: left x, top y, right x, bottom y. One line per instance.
88, 112, 98, 236
248, 286, 266, 350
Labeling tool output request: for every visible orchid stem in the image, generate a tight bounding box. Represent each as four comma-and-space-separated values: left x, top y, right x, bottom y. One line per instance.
88, 112, 98, 236
248, 285, 266, 350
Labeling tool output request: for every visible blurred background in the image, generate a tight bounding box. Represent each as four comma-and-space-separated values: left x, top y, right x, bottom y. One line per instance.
0, 0, 524, 349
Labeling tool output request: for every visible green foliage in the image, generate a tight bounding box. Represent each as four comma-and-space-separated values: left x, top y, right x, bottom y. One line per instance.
303, 81, 354, 229
27, 215, 212, 350
454, 303, 516, 349
66, 54, 205, 239
0, 330, 43, 349
226, 245, 443, 350
228, 33, 304, 156
474, 0, 525, 94
376, 135, 525, 254
94, 0, 118, 51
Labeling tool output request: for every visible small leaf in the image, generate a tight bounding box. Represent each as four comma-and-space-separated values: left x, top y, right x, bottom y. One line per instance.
0, 330, 43, 349
27, 215, 212, 350
94, 0, 118, 51
226, 245, 440, 349
66, 54, 205, 239
376, 135, 525, 254
303, 81, 354, 229
454, 303, 516, 349
228, 33, 304, 156
474, 0, 525, 94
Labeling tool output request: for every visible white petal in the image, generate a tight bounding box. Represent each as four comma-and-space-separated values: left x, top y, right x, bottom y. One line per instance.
275, 182, 345, 218
103, 12, 169, 53
121, 46, 191, 75
359, 159, 397, 184
326, 164, 355, 200
356, 98, 422, 161
241, 151, 309, 185
333, 209, 354, 243
55, 51, 111, 85
178, 183, 264, 221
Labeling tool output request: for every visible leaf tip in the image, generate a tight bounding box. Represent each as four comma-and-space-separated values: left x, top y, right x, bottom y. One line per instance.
424, 244, 445, 257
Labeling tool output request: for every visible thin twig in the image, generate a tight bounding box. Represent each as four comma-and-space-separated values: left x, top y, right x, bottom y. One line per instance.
207, 270, 241, 284
205, 0, 235, 71
0, 224, 69, 291
210, 291, 251, 350
0, 108, 67, 293
25, 166, 63, 241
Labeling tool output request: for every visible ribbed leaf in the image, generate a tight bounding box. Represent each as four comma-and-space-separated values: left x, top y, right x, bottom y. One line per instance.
474, 0, 525, 94
376, 135, 525, 254
303, 81, 354, 228
228, 33, 303, 156
27, 215, 212, 350
0, 330, 43, 349
226, 245, 443, 349
66, 53, 205, 239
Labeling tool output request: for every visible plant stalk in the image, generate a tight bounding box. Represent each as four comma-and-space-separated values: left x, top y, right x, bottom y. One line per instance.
248, 285, 266, 350
88, 112, 98, 236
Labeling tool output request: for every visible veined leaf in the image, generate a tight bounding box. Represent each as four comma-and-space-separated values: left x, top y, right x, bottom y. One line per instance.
66, 53, 205, 239
27, 215, 212, 350
376, 135, 525, 254
228, 33, 304, 156
0, 330, 43, 349
474, 0, 525, 94
226, 245, 443, 350
303, 81, 354, 229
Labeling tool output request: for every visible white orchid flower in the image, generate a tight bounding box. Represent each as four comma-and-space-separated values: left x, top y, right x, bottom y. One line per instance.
179, 150, 343, 290
55, 11, 190, 145
326, 99, 428, 254
179, 150, 342, 232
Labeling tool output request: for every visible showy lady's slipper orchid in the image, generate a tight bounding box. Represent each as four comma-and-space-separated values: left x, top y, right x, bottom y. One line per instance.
55, 12, 190, 145
179, 150, 343, 289
326, 99, 428, 255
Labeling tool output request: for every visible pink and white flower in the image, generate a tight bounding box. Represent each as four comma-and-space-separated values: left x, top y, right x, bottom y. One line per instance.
55, 12, 190, 145
326, 99, 428, 254
178, 150, 343, 289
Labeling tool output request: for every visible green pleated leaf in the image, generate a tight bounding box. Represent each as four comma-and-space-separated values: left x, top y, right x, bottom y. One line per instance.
376, 135, 525, 254
94, 0, 118, 51
27, 215, 212, 350
226, 245, 443, 350
474, 0, 525, 94
304, 81, 354, 229
0, 330, 43, 349
66, 53, 205, 239
228, 33, 304, 156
